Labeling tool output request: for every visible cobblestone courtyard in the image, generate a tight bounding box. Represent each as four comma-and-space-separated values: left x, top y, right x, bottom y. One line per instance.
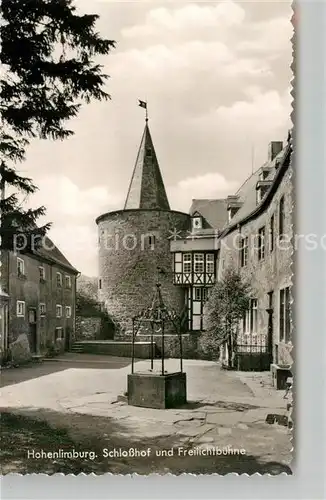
0, 354, 292, 475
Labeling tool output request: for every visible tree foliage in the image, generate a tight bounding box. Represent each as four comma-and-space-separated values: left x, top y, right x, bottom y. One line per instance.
201, 267, 252, 365
0, 0, 115, 250
76, 289, 102, 317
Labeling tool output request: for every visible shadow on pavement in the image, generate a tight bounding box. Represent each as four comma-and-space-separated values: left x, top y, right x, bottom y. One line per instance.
1, 355, 132, 388
0, 408, 292, 476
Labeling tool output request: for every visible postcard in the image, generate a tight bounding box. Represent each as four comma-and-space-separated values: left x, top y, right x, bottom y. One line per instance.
0, 0, 294, 477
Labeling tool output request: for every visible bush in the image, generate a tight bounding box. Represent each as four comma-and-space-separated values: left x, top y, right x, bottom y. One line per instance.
202, 267, 252, 367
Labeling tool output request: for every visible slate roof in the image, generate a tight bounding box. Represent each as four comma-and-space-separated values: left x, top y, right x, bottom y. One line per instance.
124, 123, 170, 210
228, 149, 284, 226
189, 199, 228, 230
187, 138, 291, 236
32, 236, 79, 274
219, 141, 292, 237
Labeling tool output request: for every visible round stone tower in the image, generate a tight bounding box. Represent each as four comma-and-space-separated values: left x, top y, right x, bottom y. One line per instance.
96, 121, 190, 334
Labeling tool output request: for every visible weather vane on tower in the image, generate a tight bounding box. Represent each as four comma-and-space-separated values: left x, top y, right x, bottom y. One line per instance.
138, 99, 148, 122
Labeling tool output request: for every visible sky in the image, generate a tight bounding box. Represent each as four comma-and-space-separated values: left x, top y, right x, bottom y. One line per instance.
23, 0, 293, 276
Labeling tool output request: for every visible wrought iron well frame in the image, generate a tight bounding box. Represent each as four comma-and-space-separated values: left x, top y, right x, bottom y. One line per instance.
131, 282, 184, 375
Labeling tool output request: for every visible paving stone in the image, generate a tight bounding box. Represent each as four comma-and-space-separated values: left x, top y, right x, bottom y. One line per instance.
206, 411, 241, 426
196, 436, 215, 443
237, 423, 249, 430
176, 424, 215, 438
217, 427, 232, 436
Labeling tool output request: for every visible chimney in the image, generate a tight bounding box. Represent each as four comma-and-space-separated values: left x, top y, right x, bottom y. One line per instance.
268, 141, 283, 162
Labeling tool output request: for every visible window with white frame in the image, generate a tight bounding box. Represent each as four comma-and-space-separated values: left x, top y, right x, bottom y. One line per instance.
65, 306, 72, 318
16, 301, 25, 317
65, 275, 71, 288
250, 299, 258, 333
173, 253, 182, 273
206, 254, 215, 274
183, 254, 192, 273
148, 235, 156, 246
243, 299, 258, 334
280, 287, 291, 343
56, 304, 62, 318
56, 272, 62, 287
39, 266, 45, 280
39, 303, 46, 316
194, 253, 204, 273
192, 216, 202, 230
17, 258, 25, 276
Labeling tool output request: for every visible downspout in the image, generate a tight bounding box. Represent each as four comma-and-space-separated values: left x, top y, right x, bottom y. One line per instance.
73, 271, 81, 346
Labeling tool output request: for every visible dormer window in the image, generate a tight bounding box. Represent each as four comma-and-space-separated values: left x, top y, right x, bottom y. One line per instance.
192, 216, 202, 230
259, 167, 271, 181
227, 195, 242, 222
256, 180, 272, 204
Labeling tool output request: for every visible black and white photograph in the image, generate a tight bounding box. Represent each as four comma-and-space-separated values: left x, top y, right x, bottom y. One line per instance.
0, 0, 295, 476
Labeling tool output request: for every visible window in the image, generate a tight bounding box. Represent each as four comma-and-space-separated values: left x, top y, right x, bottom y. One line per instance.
17, 258, 25, 276
240, 237, 249, 267
16, 301, 25, 317
39, 266, 45, 280
183, 254, 192, 274
39, 303, 46, 316
56, 304, 62, 318
280, 287, 291, 342
99, 279, 102, 290
174, 253, 182, 274
250, 299, 258, 333
65, 306, 72, 318
270, 215, 275, 252
148, 235, 156, 246
243, 299, 258, 334
206, 254, 215, 274
56, 272, 62, 287
202, 287, 209, 303
194, 254, 204, 273
279, 196, 285, 238
192, 217, 202, 230
55, 327, 63, 340
65, 275, 71, 288
194, 287, 209, 303
258, 227, 265, 260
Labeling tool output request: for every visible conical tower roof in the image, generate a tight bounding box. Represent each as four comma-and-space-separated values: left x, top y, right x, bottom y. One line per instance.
124, 123, 170, 210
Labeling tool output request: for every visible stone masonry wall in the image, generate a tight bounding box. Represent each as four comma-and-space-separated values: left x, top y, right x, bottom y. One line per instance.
215, 165, 293, 366
8, 252, 76, 354
97, 209, 190, 334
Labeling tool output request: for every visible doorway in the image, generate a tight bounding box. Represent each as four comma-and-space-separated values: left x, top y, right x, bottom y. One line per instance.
267, 291, 274, 363
28, 308, 37, 353
65, 327, 71, 351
